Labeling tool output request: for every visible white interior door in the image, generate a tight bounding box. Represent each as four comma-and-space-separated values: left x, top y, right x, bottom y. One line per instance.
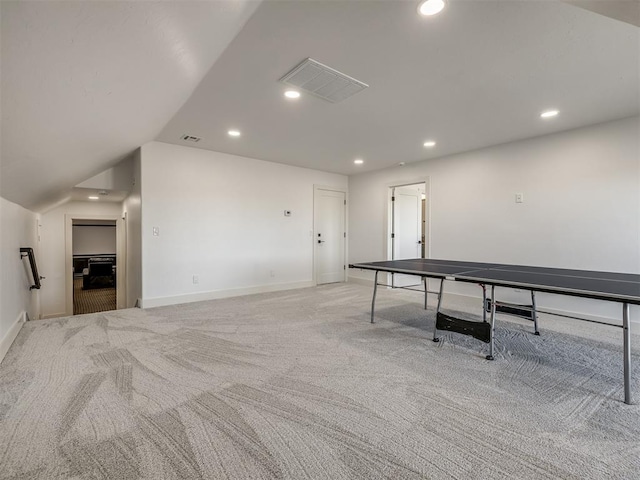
392, 185, 422, 287
394, 187, 421, 259
315, 188, 346, 284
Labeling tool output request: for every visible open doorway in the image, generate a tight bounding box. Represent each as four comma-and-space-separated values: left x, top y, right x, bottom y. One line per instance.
65, 213, 125, 316
388, 181, 428, 287
72, 219, 117, 314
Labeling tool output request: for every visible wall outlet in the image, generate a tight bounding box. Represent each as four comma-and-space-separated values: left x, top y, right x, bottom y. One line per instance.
515, 193, 524, 203
192, 275, 199, 284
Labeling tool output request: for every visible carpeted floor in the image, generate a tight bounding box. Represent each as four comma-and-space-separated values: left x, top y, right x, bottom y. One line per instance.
0, 283, 638, 479
73, 277, 116, 315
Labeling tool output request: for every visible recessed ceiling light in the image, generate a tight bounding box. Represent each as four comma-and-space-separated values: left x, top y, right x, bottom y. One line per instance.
284, 90, 300, 99
423, 140, 436, 147
88, 196, 99, 200
418, 0, 445, 16
540, 110, 559, 118
354, 159, 364, 165
228, 129, 241, 137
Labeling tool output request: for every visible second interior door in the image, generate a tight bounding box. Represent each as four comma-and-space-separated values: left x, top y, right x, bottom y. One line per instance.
392, 184, 424, 287
315, 188, 346, 284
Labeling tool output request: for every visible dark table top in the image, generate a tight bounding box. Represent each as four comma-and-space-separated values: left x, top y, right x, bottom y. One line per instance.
350, 259, 640, 304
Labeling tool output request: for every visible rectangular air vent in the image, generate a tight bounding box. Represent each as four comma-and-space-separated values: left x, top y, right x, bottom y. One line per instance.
180, 134, 201, 143
280, 58, 368, 103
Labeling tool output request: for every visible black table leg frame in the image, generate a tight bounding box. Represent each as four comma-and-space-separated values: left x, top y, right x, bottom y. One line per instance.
623, 303, 632, 405
352, 259, 638, 405
370, 270, 379, 324
432, 279, 445, 343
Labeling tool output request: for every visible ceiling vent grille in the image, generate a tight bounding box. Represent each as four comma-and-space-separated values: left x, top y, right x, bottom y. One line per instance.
180, 134, 201, 143
280, 58, 368, 103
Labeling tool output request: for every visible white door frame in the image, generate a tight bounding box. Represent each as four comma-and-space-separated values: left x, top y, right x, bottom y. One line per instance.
385, 177, 431, 261
64, 213, 126, 316
313, 185, 347, 285
390, 185, 422, 261
383, 178, 431, 288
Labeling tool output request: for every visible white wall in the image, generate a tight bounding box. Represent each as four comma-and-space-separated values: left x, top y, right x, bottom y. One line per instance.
39, 201, 123, 318
123, 149, 142, 308
76, 156, 134, 192
72, 225, 116, 255
0, 197, 38, 362
349, 116, 640, 322
139, 141, 347, 307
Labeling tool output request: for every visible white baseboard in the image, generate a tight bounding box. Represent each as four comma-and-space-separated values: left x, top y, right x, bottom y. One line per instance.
141, 280, 315, 308
433, 291, 640, 326
347, 275, 640, 326
41, 312, 68, 320
0, 312, 26, 364
347, 276, 372, 287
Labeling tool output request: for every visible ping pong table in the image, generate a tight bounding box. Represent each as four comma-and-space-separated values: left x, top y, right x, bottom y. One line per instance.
349, 259, 640, 404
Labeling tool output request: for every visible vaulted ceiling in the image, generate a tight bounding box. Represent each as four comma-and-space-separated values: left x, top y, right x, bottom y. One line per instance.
2, 1, 638, 212
1, 0, 261, 211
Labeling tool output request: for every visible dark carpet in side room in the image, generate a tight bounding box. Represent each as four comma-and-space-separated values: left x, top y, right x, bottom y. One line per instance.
73, 277, 116, 315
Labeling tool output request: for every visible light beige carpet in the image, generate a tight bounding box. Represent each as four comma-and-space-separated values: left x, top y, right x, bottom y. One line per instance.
0, 283, 638, 479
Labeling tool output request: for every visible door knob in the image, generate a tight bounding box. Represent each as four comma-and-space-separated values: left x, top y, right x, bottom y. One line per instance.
318, 240, 325, 244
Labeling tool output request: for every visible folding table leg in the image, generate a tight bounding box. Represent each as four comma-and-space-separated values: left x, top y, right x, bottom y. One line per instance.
482, 285, 487, 323
432, 279, 445, 343
623, 303, 632, 405
370, 270, 379, 324
531, 291, 540, 335
486, 285, 496, 360
423, 277, 428, 310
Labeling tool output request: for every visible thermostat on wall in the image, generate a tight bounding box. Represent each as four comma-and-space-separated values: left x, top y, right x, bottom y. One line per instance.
284, 210, 291, 216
